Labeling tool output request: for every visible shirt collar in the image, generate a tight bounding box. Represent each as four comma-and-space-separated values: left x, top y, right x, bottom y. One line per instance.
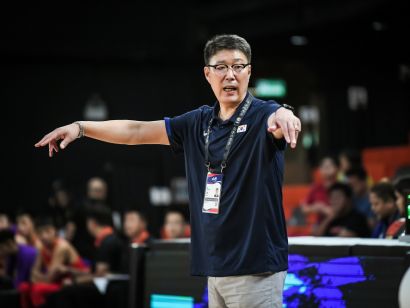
94, 226, 114, 247
212, 92, 251, 124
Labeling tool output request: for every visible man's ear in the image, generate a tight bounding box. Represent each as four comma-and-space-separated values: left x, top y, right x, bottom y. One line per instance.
248, 65, 252, 76
204, 66, 211, 84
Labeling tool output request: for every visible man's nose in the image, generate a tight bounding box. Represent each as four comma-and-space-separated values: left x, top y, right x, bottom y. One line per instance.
224, 67, 235, 80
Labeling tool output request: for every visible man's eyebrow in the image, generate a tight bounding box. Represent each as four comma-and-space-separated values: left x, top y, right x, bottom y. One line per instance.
214, 58, 247, 64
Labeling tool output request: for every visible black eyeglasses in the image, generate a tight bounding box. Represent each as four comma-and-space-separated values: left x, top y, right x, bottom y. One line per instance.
206, 63, 251, 75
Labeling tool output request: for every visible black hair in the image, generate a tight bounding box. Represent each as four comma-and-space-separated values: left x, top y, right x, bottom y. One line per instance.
328, 182, 353, 199
339, 149, 363, 168
203, 34, 251, 65
86, 204, 113, 227
34, 216, 56, 230
0, 229, 15, 244
394, 176, 410, 197
345, 167, 368, 181
370, 182, 396, 203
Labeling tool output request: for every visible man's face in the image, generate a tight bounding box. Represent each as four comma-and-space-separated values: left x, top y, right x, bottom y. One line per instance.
319, 158, 338, 180
329, 190, 349, 215
0, 214, 10, 230
123, 212, 145, 239
347, 176, 366, 196
164, 212, 185, 239
37, 226, 56, 246
87, 178, 107, 201
86, 219, 98, 237
204, 49, 251, 106
17, 215, 34, 237
369, 192, 394, 220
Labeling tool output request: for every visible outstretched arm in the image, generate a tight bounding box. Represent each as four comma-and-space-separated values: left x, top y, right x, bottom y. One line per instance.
34, 120, 169, 157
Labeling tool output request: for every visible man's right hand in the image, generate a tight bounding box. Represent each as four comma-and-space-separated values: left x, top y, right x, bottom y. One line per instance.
34, 123, 80, 157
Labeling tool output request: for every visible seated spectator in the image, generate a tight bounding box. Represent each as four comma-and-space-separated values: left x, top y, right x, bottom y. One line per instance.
0, 212, 12, 230
370, 182, 402, 238
0, 229, 36, 289
313, 183, 370, 237
394, 176, 410, 218
86, 177, 108, 205
69, 177, 112, 261
345, 167, 376, 229
123, 209, 153, 245
384, 176, 410, 238
162, 209, 187, 239
20, 217, 89, 307
43, 205, 126, 308
47, 179, 76, 239
301, 156, 339, 220
338, 149, 363, 181
15, 211, 42, 250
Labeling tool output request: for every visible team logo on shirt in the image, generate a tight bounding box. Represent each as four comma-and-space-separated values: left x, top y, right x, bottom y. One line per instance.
237, 124, 247, 133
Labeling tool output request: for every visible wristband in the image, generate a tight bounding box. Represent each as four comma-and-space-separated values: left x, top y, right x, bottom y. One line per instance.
74, 121, 84, 138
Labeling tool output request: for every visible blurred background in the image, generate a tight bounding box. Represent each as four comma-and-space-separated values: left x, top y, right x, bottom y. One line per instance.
2, 0, 410, 233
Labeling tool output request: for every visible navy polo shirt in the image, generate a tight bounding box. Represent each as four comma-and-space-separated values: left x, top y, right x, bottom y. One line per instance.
164, 93, 288, 277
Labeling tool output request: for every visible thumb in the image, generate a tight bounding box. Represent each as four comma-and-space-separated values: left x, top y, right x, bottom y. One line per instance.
60, 136, 75, 149
267, 124, 277, 132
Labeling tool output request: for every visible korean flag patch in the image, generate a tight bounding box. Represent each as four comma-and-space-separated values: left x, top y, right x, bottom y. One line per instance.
237, 124, 247, 133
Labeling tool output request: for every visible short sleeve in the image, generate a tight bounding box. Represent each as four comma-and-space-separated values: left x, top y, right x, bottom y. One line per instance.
165, 108, 204, 154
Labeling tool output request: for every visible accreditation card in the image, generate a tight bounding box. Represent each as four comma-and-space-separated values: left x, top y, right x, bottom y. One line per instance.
202, 172, 223, 214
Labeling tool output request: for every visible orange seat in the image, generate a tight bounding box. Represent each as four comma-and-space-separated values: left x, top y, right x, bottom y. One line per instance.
282, 185, 311, 220
363, 145, 410, 181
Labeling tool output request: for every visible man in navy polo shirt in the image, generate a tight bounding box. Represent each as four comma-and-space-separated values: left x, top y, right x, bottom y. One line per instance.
36, 34, 301, 307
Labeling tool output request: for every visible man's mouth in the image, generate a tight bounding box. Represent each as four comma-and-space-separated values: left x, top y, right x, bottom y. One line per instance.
223, 86, 237, 92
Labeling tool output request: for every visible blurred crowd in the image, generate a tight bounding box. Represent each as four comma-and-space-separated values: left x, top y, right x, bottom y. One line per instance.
0, 149, 409, 307
298, 149, 409, 239
0, 177, 190, 307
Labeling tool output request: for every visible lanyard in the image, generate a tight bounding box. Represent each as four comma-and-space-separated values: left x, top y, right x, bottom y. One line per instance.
204, 93, 253, 173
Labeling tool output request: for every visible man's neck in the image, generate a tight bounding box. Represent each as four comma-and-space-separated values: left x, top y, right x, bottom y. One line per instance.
218, 93, 247, 121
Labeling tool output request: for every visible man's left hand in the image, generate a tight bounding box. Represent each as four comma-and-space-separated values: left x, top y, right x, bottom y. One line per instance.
267, 108, 302, 149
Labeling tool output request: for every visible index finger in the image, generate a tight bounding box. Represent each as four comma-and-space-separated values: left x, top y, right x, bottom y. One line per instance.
287, 121, 297, 148
280, 120, 291, 144
35, 130, 59, 147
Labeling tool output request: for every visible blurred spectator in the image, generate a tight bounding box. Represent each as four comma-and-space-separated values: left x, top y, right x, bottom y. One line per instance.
123, 209, 153, 244
31, 217, 88, 283
15, 211, 42, 250
301, 156, 339, 220
47, 179, 76, 239
345, 167, 376, 229
20, 217, 89, 307
85, 205, 123, 274
394, 176, 410, 217
338, 149, 363, 181
44, 205, 126, 308
69, 177, 108, 262
86, 177, 108, 204
0, 212, 12, 231
370, 182, 402, 238
0, 229, 36, 289
162, 209, 188, 239
313, 183, 370, 237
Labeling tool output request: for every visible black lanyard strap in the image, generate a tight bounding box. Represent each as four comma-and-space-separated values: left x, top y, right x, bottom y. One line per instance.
204, 93, 253, 173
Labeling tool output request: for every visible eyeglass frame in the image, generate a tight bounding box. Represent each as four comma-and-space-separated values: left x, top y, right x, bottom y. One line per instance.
205, 63, 251, 75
